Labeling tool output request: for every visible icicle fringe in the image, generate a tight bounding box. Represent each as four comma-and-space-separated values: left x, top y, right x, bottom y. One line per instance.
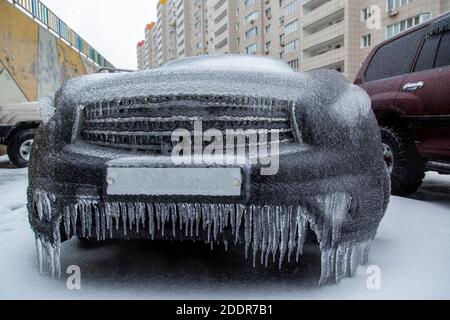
31, 190, 372, 285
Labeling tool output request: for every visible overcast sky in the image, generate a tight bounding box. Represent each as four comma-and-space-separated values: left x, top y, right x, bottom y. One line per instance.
41, 0, 158, 69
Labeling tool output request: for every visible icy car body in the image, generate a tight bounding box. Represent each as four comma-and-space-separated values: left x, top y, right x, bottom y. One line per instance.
28, 55, 390, 285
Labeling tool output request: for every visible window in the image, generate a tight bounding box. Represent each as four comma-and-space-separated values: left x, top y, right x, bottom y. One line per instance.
288, 59, 299, 70
245, 0, 257, 8
414, 34, 440, 72
361, 34, 372, 48
361, 7, 371, 22
245, 11, 259, 24
246, 42, 259, 55
284, 20, 298, 35
284, 0, 299, 16
245, 27, 258, 39
265, 24, 272, 34
435, 31, 450, 68
265, 41, 271, 50
386, 13, 431, 38
365, 28, 425, 81
388, 0, 416, 10
284, 39, 299, 54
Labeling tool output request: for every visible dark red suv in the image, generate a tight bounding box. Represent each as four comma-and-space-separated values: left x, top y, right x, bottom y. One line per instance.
355, 13, 450, 196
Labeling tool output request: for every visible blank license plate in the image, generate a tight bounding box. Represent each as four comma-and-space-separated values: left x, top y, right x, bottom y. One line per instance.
106, 167, 243, 196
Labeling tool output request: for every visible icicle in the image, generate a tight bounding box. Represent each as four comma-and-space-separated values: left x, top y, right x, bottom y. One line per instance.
317, 193, 352, 247
212, 204, 219, 242
260, 206, 269, 266
244, 206, 252, 259
194, 204, 201, 237
63, 207, 71, 238
155, 204, 161, 232
127, 203, 136, 231
230, 204, 236, 236
235, 205, 244, 244
85, 202, 93, 238
160, 204, 168, 237
319, 248, 336, 287
119, 203, 127, 236
265, 206, 274, 267
252, 206, 261, 268
71, 204, 78, 236
35, 233, 61, 279
94, 204, 100, 241
272, 206, 281, 263
171, 204, 177, 237
296, 207, 308, 263
35, 236, 43, 274
188, 204, 195, 238
318, 240, 373, 286
136, 203, 145, 234
80, 203, 87, 238
147, 203, 155, 239
278, 207, 290, 269
100, 205, 107, 240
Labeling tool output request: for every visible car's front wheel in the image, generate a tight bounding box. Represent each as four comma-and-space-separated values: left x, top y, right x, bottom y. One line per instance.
380, 126, 425, 196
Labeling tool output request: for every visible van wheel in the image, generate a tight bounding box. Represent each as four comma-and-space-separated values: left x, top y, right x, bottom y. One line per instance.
380, 127, 425, 196
7, 129, 36, 168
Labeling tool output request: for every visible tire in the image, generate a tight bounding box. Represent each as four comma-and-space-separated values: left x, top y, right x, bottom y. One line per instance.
380, 126, 425, 196
7, 129, 36, 168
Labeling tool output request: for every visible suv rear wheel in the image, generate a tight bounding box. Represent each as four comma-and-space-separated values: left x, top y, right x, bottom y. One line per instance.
380, 126, 425, 196
7, 129, 36, 168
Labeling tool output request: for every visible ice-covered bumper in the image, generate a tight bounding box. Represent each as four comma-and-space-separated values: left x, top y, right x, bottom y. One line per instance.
28, 143, 389, 285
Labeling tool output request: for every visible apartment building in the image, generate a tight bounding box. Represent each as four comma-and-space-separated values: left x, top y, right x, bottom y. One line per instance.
144, 22, 157, 69
138, 0, 450, 80
136, 40, 145, 70
192, 0, 210, 56
210, 0, 239, 54
237, 0, 302, 70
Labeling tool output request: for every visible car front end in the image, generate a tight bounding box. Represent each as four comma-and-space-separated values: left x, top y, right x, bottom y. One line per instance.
28, 55, 390, 285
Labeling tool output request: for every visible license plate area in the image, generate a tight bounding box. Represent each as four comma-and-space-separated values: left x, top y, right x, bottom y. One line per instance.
106, 167, 243, 197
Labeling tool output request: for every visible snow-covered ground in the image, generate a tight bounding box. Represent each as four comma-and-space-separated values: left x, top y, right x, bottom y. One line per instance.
0, 154, 449, 300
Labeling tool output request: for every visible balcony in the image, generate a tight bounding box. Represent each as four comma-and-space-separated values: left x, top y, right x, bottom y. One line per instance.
302, 21, 344, 51
302, 47, 344, 71
303, 0, 345, 28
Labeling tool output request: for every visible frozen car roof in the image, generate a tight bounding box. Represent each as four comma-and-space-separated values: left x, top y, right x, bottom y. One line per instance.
161, 55, 295, 74
59, 55, 351, 112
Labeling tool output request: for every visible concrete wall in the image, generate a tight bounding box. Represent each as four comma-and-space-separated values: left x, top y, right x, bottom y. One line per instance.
0, 0, 99, 105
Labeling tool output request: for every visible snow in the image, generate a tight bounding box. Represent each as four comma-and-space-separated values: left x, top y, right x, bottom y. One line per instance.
1, 154, 449, 299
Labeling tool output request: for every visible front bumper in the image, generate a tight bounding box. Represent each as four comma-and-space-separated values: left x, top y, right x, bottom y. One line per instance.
28, 142, 388, 272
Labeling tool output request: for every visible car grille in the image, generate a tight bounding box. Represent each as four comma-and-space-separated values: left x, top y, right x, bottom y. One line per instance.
80, 96, 298, 154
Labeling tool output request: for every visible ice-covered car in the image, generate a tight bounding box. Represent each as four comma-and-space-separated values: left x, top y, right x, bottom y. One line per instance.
28, 55, 390, 285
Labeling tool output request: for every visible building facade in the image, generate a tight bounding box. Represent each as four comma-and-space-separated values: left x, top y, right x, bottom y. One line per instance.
144, 22, 156, 69
136, 40, 145, 70
138, 0, 450, 80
